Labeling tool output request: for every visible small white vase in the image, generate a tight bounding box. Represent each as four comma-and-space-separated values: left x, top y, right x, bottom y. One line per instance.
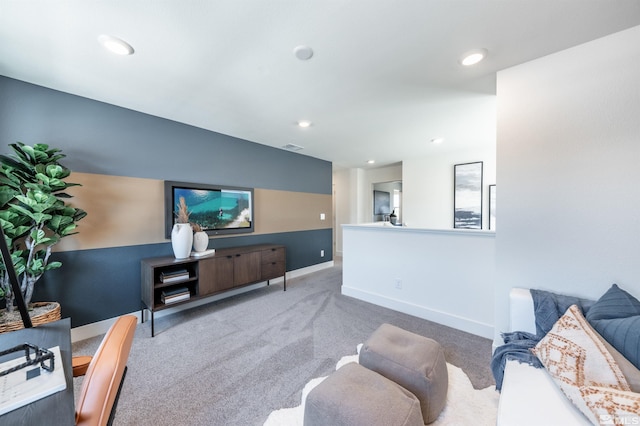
171, 223, 193, 259
193, 231, 209, 252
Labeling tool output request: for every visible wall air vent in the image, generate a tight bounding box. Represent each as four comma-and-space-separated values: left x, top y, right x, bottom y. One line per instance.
282, 143, 304, 152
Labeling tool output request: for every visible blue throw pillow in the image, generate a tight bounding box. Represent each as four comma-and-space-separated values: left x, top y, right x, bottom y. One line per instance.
586, 284, 640, 369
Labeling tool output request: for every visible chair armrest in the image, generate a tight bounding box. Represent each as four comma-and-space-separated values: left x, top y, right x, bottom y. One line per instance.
72, 356, 93, 377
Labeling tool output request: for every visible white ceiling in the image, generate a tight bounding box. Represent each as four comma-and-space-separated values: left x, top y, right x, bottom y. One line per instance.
1, 1, 639, 169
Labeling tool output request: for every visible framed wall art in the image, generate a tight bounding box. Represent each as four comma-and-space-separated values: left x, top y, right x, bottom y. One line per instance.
489, 184, 496, 230
373, 190, 391, 221
454, 161, 483, 229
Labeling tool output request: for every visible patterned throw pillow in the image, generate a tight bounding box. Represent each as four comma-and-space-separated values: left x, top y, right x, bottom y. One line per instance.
580, 387, 640, 424
532, 305, 632, 424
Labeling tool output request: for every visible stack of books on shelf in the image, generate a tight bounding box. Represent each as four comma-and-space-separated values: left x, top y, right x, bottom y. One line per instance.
159, 269, 189, 283
161, 287, 191, 305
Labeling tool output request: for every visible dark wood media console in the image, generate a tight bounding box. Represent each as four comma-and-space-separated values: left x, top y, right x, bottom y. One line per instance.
141, 244, 286, 336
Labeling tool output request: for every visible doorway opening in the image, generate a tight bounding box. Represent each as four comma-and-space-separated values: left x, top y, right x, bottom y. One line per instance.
372, 181, 402, 223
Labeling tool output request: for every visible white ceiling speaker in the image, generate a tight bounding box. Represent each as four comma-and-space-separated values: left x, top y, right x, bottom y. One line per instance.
293, 45, 314, 61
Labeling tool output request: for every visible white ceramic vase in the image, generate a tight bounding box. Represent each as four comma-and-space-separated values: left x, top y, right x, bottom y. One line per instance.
193, 231, 209, 252
171, 223, 193, 259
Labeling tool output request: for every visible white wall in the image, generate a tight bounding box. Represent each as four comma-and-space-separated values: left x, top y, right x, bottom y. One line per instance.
373, 181, 402, 221
403, 147, 496, 230
494, 25, 640, 340
333, 168, 356, 256
358, 164, 403, 223
358, 164, 402, 223
343, 224, 495, 338
333, 151, 498, 253
333, 164, 402, 255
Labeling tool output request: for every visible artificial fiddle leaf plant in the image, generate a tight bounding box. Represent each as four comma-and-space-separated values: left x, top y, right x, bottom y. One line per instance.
0, 142, 87, 311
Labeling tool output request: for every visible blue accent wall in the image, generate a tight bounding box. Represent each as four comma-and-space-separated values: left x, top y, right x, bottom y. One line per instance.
0, 76, 333, 326
35, 229, 332, 327
0, 77, 331, 194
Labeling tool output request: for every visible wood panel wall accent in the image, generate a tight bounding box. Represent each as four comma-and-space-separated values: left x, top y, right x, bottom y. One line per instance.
56, 173, 332, 252
253, 188, 332, 234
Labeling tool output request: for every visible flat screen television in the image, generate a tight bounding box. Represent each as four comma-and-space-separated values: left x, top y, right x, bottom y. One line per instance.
164, 181, 254, 238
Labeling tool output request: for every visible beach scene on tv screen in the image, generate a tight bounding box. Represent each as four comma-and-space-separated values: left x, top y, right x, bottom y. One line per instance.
174, 187, 252, 230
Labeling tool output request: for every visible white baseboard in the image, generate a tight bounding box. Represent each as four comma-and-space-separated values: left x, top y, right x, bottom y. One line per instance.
341, 285, 494, 339
287, 260, 334, 279
71, 313, 135, 343
71, 261, 334, 343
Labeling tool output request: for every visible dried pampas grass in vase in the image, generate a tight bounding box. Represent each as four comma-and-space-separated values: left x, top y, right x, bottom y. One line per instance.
176, 196, 191, 223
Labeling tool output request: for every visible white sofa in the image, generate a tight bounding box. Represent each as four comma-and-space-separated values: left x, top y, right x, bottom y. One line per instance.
496, 288, 591, 426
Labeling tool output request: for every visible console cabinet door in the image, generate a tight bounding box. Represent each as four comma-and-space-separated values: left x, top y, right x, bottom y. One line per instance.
199, 255, 234, 295
261, 247, 285, 280
233, 252, 261, 285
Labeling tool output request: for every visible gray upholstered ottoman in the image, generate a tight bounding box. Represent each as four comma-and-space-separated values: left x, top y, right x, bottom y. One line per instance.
304, 362, 424, 426
360, 323, 448, 424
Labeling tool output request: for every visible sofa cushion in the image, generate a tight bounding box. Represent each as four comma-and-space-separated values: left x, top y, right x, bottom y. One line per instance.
593, 328, 640, 393
497, 360, 590, 426
586, 284, 640, 370
360, 323, 448, 424
532, 305, 631, 424
586, 284, 640, 321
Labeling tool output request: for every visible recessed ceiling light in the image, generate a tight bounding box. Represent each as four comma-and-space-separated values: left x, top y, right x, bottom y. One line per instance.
293, 45, 314, 61
431, 137, 444, 144
367, 160, 375, 164
297, 120, 312, 128
460, 48, 487, 66
98, 34, 134, 56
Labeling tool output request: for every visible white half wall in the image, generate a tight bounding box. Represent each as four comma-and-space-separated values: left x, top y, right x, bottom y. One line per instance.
494, 25, 640, 341
342, 224, 495, 338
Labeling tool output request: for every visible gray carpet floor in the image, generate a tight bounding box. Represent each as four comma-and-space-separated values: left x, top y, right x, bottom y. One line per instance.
72, 257, 495, 425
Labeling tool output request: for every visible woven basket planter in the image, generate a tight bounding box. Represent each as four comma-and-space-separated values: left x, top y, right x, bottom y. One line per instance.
0, 302, 61, 333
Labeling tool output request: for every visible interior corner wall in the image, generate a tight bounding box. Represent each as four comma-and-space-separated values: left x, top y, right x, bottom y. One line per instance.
333, 164, 402, 255
332, 169, 354, 256
494, 25, 640, 340
403, 147, 496, 230
333, 167, 367, 256
358, 164, 402, 224
0, 76, 333, 327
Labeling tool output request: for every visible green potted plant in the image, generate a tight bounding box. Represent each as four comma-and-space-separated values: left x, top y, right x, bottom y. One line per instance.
0, 142, 86, 329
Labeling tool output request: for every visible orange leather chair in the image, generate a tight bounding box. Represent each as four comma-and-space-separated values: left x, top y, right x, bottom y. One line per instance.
74, 315, 137, 426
